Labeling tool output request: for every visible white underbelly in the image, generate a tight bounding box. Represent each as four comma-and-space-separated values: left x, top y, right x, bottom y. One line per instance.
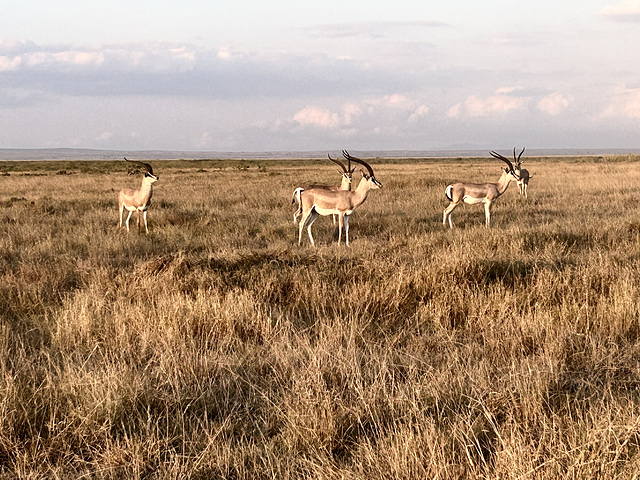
313, 206, 340, 216
124, 205, 147, 212
462, 195, 484, 205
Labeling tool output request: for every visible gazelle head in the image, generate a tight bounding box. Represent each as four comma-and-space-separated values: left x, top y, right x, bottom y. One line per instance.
513, 147, 525, 171
489, 150, 520, 181
125, 157, 159, 184
328, 153, 355, 185
342, 150, 383, 189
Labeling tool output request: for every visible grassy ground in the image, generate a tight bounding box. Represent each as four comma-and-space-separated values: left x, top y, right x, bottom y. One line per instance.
1, 155, 640, 478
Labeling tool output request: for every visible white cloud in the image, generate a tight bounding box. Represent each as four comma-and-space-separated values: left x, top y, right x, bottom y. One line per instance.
0, 55, 22, 71
600, 0, 640, 21
408, 104, 429, 122
495, 86, 523, 95
447, 92, 529, 118
364, 93, 414, 109
217, 46, 233, 60
96, 131, 113, 142
602, 86, 640, 118
198, 132, 213, 148
170, 47, 196, 62
53, 51, 105, 66
293, 106, 346, 128
538, 92, 572, 116
292, 94, 428, 130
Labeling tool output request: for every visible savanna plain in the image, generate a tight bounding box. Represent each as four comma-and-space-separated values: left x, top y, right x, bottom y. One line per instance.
1, 155, 640, 479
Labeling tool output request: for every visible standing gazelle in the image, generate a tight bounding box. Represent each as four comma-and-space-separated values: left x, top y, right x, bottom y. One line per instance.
292, 153, 355, 224
443, 151, 519, 229
297, 151, 382, 246
118, 158, 158, 233
513, 147, 530, 198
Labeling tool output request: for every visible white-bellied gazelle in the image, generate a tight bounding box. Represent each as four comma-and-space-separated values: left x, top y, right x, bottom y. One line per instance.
513, 147, 531, 198
443, 150, 520, 228
292, 153, 355, 224
296, 150, 382, 246
118, 157, 158, 233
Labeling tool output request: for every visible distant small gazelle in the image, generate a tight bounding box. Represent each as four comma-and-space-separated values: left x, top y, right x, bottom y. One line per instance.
118, 158, 158, 233
443, 151, 520, 228
513, 147, 531, 198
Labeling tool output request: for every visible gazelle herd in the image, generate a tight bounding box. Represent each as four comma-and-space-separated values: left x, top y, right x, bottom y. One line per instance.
119, 147, 532, 244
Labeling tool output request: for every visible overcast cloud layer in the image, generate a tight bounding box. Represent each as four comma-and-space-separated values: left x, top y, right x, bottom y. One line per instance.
1, 1, 640, 151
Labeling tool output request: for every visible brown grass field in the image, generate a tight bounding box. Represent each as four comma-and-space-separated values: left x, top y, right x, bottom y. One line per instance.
1, 155, 640, 478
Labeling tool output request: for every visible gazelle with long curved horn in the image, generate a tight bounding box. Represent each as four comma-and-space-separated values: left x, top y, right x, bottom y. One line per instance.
297, 150, 382, 246
118, 157, 159, 233
443, 151, 519, 228
292, 154, 355, 224
513, 147, 531, 198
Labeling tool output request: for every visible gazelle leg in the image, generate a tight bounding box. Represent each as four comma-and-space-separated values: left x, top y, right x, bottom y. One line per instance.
298, 211, 309, 245
299, 210, 318, 246
344, 214, 350, 246
143, 210, 149, 234
293, 189, 303, 224
119, 203, 124, 228
293, 201, 302, 224
125, 210, 133, 232
337, 214, 344, 245
523, 184, 528, 199
298, 213, 306, 245
484, 201, 492, 227
443, 202, 457, 229
305, 211, 319, 247
136, 210, 141, 232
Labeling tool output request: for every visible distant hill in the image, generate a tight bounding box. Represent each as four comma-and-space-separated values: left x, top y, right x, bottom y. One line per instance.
1, 148, 640, 161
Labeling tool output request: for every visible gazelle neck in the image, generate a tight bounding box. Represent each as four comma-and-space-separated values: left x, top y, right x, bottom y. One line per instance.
496, 171, 514, 195
350, 176, 375, 205
340, 175, 352, 191
139, 176, 156, 199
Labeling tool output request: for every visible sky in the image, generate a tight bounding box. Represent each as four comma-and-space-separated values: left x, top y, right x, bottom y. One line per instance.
1, 0, 640, 152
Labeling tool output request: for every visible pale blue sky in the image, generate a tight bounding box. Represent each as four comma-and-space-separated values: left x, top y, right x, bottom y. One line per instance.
1, 1, 639, 151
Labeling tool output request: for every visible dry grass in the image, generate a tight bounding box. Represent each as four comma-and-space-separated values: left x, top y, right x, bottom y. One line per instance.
1, 156, 640, 478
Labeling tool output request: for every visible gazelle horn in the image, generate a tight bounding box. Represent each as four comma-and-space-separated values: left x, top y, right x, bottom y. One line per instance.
124, 157, 154, 175
342, 150, 374, 178
489, 151, 515, 172
328, 154, 348, 174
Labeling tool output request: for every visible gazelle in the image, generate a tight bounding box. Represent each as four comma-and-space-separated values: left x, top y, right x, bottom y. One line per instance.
118, 158, 158, 233
297, 151, 382, 246
292, 154, 355, 224
513, 147, 531, 198
443, 151, 519, 229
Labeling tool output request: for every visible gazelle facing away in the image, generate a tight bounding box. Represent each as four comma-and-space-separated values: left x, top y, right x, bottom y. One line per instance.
292, 154, 355, 224
443, 151, 519, 229
296, 150, 382, 246
513, 147, 530, 198
118, 158, 158, 233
